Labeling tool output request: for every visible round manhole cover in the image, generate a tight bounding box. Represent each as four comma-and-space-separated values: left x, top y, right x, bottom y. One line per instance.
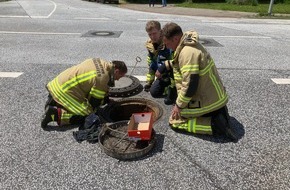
98, 98, 164, 123
109, 75, 143, 97
99, 121, 156, 160
91, 31, 114, 36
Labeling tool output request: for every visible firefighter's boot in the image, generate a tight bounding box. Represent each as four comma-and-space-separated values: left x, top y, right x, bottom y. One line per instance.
212, 111, 238, 142
164, 86, 177, 105
41, 106, 59, 129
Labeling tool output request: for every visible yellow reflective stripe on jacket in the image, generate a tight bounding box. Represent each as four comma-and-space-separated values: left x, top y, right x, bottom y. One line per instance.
61, 71, 96, 92
180, 64, 199, 74
209, 69, 223, 99
179, 93, 191, 103
200, 59, 214, 76
147, 56, 151, 66
173, 72, 182, 81
181, 94, 228, 116
146, 73, 155, 82
49, 78, 89, 116
90, 87, 106, 99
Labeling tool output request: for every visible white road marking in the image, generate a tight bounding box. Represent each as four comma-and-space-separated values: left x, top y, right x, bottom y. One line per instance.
134, 75, 146, 82
29, 0, 57, 18
0, 31, 80, 35
137, 18, 172, 21
0, 72, 23, 78
271, 78, 290, 84
0, 15, 30, 18
46, 0, 57, 18
74, 17, 110, 20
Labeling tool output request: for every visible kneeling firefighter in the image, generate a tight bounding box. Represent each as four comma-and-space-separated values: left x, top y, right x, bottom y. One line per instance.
161, 22, 238, 141
41, 58, 127, 132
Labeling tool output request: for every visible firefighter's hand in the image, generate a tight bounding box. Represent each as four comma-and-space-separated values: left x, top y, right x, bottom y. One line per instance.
155, 70, 162, 79
104, 95, 114, 104
171, 105, 181, 120
144, 83, 151, 92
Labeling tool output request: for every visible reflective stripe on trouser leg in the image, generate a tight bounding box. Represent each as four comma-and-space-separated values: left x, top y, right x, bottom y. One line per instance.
59, 108, 74, 125
188, 117, 212, 135
171, 117, 212, 135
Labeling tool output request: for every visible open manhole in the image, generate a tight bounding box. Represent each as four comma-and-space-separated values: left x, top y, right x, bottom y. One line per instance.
99, 121, 156, 160
108, 75, 143, 97
98, 98, 163, 123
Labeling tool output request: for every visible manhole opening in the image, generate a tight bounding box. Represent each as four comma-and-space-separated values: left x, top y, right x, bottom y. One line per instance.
99, 98, 163, 123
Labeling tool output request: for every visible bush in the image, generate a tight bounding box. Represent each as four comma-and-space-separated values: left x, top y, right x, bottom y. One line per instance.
226, 0, 258, 5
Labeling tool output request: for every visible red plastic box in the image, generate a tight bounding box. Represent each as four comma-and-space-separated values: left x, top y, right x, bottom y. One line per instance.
127, 112, 153, 140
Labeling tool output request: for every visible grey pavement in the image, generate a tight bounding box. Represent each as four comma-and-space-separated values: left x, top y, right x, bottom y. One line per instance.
0, 0, 290, 190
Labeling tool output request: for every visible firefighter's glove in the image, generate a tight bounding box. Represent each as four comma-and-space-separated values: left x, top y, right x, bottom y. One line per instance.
103, 95, 110, 105
144, 83, 152, 92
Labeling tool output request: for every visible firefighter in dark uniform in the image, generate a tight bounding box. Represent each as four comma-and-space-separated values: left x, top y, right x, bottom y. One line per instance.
161, 22, 238, 141
41, 58, 127, 129
144, 20, 177, 105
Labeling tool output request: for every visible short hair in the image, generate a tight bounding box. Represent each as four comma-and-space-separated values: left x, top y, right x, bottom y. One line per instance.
162, 22, 183, 39
145, 20, 161, 32
112, 60, 127, 74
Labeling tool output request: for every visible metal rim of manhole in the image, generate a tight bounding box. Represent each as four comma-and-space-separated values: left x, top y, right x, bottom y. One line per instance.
98, 98, 164, 123
98, 120, 156, 160
108, 75, 143, 97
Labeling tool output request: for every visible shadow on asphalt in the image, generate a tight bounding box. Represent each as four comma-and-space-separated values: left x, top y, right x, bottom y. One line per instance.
42, 124, 79, 132
170, 116, 245, 144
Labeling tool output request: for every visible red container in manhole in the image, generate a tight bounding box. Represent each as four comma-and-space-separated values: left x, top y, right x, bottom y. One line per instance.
127, 112, 153, 140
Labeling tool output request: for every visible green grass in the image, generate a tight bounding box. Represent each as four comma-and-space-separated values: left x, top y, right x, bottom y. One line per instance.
177, 2, 290, 15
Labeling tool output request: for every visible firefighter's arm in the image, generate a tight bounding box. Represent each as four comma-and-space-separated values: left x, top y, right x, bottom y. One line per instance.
88, 86, 106, 110
89, 97, 103, 110
175, 51, 200, 108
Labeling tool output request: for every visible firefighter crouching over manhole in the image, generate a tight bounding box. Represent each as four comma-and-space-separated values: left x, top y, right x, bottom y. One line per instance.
41, 58, 127, 133
161, 22, 238, 142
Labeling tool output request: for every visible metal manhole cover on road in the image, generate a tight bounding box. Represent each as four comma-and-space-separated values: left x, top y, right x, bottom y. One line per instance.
99, 121, 156, 160
82, 30, 123, 38
199, 38, 223, 47
109, 75, 143, 97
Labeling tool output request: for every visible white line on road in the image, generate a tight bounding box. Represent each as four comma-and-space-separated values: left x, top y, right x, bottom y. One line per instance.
0, 31, 80, 35
0, 72, 23, 78
137, 19, 172, 21
0, 15, 30, 18
46, 0, 57, 18
74, 17, 110, 20
271, 78, 290, 84
30, 0, 57, 18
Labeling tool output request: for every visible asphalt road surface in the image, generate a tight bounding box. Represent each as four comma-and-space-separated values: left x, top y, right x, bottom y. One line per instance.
0, 0, 289, 189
